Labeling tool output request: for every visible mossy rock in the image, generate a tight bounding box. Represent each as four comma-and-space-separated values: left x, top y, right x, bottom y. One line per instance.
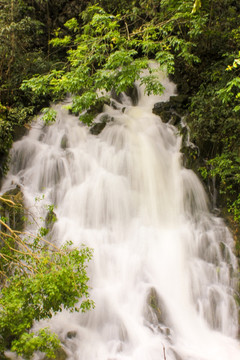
146, 288, 170, 326
0, 186, 25, 232
90, 114, 113, 135
90, 122, 107, 135
152, 101, 182, 124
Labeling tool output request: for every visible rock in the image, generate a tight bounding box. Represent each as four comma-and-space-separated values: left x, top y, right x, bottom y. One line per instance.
160, 110, 172, 123
111, 84, 139, 106
66, 330, 77, 339
170, 113, 181, 126
152, 101, 181, 124
60, 134, 68, 149
146, 288, 171, 328
90, 122, 107, 135
152, 102, 171, 122
180, 144, 201, 171
92, 96, 111, 114
125, 84, 139, 105
152, 101, 169, 116
0, 185, 25, 232
153, 94, 189, 124
90, 114, 113, 135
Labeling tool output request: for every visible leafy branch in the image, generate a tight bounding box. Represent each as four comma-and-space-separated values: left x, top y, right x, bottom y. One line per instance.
0, 197, 94, 359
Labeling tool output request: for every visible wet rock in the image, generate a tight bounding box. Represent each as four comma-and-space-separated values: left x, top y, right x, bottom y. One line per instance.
90, 114, 113, 135
66, 331, 77, 339
170, 113, 181, 126
111, 84, 139, 106
0, 185, 24, 232
90, 122, 107, 135
146, 288, 171, 329
152, 101, 169, 116
110, 99, 119, 110
180, 144, 202, 173
153, 94, 188, 123
61, 134, 68, 149
160, 110, 172, 123
152, 101, 181, 125
92, 96, 111, 114
125, 84, 139, 105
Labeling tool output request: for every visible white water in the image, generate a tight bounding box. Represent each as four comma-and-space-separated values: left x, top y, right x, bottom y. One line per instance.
1, 74, 240, 360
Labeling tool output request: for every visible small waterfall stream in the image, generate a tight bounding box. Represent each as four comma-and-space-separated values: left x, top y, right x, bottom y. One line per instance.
1, 74, 240, 360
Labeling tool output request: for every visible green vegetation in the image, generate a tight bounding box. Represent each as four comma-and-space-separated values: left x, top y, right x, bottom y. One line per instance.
0, 197, 93, 359
0, 0, 240, 356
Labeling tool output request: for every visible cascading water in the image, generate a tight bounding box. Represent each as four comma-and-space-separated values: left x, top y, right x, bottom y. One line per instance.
1, 73, 240, 360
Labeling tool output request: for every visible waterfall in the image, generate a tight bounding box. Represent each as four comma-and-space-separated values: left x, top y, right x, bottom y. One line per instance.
1, 73, 240, 360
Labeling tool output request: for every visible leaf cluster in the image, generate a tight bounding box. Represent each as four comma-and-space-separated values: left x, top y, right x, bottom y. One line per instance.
21, 2, 209, 125
200, 153, 240, 223
0, 199, 93, 359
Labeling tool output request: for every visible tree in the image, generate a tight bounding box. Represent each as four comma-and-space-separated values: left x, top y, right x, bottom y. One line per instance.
0, 196, 93, 359
21, 3, 205, 124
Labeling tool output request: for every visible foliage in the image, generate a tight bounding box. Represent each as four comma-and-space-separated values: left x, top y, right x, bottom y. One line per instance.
41, 108, 57, 125
0, 198, 93, 359
188, 63, 240, 155
21, 6, 160, 124
218, 51, 240, 112
22, 2, 208, 125
0, 3, 239, 357
0, 105, 34, 176
0, 0, 47, 106
200, 153, 240, 222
